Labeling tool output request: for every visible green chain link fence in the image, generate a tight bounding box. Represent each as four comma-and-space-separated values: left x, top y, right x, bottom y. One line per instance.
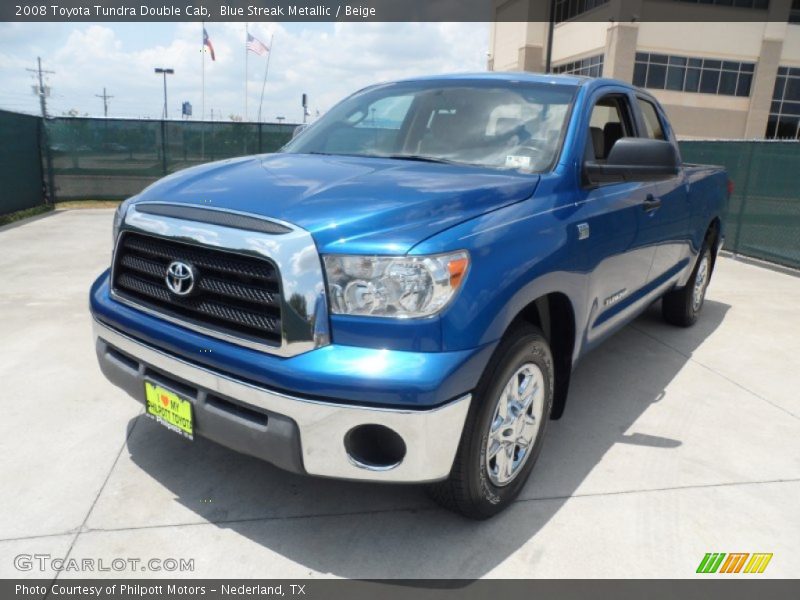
0, 110, 45, 216
44, 117, 299, 201
680, 140, 800, 269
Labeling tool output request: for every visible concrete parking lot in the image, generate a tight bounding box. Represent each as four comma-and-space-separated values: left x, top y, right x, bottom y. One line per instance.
0, 208, 798, 579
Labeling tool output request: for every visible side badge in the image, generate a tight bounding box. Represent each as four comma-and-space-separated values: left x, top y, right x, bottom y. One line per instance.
577, 222, 590, 240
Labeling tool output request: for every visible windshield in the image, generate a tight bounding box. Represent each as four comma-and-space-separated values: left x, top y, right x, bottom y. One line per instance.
281, 80, 576, 173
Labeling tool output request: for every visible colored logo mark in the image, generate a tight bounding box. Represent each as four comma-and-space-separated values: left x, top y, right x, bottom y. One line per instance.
696, 553, 773, 574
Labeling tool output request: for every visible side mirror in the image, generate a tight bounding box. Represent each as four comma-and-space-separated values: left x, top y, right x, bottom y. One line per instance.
291, 124, 309, 140
584, 138, 679, 185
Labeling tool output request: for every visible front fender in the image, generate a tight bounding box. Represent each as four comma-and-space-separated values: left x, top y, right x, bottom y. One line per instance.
411, 188, 587, 358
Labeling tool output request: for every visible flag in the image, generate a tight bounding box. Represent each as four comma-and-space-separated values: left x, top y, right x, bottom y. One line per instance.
203, 27, 216, 61
246, 32, 270, 56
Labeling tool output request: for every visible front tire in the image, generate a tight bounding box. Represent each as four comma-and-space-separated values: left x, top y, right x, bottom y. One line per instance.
662, 244, 712, 327
428, 324, 554, 519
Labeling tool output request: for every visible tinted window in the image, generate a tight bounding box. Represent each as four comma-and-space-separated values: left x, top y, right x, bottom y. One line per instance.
637, 99, 666, 140
634, 52, 754, 97
585, 96, 631, 161
553, 54, 604, 77
767, 64, 800, 139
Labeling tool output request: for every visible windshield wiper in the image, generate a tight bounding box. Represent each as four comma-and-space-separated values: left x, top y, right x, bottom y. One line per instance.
304, 151, 465, 166
372, 153, 456, 164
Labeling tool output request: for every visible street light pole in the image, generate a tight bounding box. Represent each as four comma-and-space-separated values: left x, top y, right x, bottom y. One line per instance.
545, 0, 556, 74
154, 67, 174, 119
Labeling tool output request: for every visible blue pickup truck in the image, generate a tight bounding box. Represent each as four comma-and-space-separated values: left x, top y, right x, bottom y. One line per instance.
91, 73, 728, 518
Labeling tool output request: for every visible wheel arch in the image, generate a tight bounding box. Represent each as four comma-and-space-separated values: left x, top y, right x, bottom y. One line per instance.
510, 291, 576, 420
705, 216, 722, 275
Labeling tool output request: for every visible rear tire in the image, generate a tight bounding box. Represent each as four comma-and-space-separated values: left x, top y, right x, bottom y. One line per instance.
427, 324, 553, 519
662, 244, 712, 327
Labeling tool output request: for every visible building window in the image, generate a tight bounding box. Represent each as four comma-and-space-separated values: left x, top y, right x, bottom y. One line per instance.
766, 66, 800, 139
553, 54, 604, 78
633, 53, 754, 97
554, 0, 609, 23
671, 0, 768, 8
790, 0, 800, 23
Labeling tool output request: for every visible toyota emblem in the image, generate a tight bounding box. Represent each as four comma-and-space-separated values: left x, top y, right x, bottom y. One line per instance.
165, 261, 196, 296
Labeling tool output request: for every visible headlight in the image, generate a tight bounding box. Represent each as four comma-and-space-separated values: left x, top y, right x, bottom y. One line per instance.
323, 251, 469, 318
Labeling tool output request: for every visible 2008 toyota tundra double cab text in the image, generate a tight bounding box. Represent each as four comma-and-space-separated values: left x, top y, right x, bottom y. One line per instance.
91, 73, 729, 518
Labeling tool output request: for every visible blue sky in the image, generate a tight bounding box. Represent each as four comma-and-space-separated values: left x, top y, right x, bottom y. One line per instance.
0, 22, 489, 122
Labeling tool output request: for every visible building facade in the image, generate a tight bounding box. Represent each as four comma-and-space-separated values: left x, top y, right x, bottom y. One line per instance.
488, 0, 800, 139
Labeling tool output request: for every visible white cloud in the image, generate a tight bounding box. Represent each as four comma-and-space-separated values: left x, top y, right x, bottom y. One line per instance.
0, 22, 489, 122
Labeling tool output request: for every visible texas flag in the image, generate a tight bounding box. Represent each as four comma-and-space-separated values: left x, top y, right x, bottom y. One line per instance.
203, 27, 216, 61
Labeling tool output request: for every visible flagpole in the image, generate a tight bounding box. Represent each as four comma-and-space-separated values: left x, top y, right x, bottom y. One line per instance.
257, 34, 274, 124
201, 21, 205, 121
244, 23, 249, 121
201, 21, 205, 159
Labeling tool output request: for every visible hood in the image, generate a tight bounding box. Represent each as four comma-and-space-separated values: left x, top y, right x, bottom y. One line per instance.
133, 153, 540, 254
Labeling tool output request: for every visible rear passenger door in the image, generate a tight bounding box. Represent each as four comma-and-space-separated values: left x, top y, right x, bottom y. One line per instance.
633, 96, 691, 285
576, 90, 659, 346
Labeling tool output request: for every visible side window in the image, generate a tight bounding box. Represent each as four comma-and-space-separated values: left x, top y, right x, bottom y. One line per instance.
637, 99, 666, 140
585, 95, 632, 161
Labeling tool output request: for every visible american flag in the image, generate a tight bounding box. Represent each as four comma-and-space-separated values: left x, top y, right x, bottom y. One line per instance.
246, 33, 270, 56
203, 27, 216, 61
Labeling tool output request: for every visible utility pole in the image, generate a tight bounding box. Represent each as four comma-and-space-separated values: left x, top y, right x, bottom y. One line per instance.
27, 57, 54, 119
26, 57, 55, 204
95, 87, 113, 117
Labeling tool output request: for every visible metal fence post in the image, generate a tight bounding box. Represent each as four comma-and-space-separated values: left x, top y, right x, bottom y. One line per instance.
732, 142, 755, 255
160, 119, 168, 176
40, 117, 56, 204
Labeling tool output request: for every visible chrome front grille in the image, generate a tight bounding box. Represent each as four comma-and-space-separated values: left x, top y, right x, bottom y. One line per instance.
112, 232, 282, 344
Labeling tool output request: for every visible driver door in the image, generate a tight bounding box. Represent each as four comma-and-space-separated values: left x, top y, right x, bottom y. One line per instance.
576, 90, 659, 346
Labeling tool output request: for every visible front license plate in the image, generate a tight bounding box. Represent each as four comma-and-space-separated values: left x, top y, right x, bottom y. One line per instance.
144, 381, 194, 440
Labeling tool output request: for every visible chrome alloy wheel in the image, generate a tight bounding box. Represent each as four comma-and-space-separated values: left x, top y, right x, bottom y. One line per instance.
485, 363, 545, 487
693, 253, 710, 312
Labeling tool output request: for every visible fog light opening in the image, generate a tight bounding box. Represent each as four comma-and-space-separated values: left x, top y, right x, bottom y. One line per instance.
344, 424, 406, 471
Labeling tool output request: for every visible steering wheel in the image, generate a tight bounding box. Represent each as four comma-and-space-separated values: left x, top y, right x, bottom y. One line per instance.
514, 138, 547, 160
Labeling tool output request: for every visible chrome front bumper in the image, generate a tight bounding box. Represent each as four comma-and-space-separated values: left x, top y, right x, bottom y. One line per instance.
93, 318, 471, 483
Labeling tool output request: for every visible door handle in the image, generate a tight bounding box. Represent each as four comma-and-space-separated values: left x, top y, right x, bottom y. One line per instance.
643, 194, 662, 212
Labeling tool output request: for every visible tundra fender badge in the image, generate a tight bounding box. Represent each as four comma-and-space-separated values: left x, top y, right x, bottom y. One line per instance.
577, 222, 590, 240
604, 288, 627, 307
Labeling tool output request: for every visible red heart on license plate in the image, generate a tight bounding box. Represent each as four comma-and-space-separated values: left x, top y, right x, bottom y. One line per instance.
161, 394, 170, 407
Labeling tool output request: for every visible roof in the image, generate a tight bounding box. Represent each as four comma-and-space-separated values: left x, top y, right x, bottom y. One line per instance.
379, 71, 639, 93
390, 71, 591, 87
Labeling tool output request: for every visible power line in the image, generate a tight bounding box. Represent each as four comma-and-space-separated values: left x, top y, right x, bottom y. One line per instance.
94, 87, 114, 117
